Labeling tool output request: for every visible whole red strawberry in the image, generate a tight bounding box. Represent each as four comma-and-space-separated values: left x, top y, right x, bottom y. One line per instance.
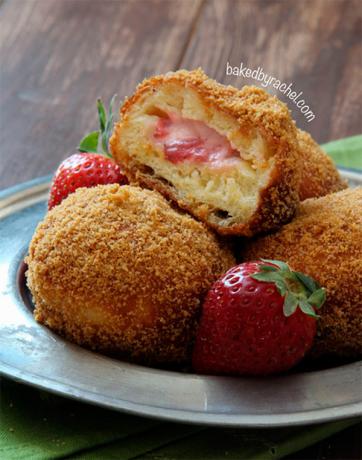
192, 260, 326, 376
48, 153, 127, 209
48, 96, 128, 209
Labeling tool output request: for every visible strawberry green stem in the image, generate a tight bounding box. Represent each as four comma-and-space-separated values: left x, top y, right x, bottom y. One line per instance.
79, 95, 118, 159
251, 259, 326, 318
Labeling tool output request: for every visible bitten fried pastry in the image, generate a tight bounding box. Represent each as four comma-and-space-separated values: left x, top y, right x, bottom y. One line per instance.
26, 184, 235, 365
240, 188, 362, 359
297, 129, 347, 200
110, 69, 301, 236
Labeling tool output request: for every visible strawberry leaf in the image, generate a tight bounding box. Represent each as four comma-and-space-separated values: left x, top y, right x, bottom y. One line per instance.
101, 131, 108, 155
260, 259, 289, 271
251, 272, 288, 297
295, 271, 319, 294
299, 300, 319, 318
260, 265, 278, 272
275, 281, 287, 296
283, 292, 298, 316
79, 131, 99, 153
251, 272, 284, 284
97, 99, 107, 132
308, 288, 326, 309
108, 94, 117, 120
101, 94, 117, 157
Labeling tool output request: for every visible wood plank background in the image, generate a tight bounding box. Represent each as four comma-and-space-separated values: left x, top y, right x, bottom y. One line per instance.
0, 0, 361, 190
0, 1, 361, 458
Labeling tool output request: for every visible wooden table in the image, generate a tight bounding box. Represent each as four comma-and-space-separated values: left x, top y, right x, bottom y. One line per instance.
0, 0, 361, 457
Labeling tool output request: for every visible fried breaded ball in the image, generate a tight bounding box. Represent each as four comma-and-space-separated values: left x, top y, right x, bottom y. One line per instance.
26, 184, 235, 365
297, 130, 347, 201
240, 188, 362, 359
111, 68, 301, 236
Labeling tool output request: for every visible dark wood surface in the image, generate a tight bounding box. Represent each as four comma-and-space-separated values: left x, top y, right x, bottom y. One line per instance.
0, 0, 361, 458
1, 0, 361, 190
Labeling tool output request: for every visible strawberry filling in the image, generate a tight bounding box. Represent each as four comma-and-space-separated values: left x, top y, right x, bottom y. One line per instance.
152, 113, 240, 168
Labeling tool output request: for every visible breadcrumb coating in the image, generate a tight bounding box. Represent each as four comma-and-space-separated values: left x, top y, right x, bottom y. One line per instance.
26, 184, 235, 365
110, 68, 301, 236
297, 130, 347, 200
240, 188, 362, 358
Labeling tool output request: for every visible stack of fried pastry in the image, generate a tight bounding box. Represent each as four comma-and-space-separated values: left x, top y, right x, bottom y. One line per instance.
27, 69, 360, 365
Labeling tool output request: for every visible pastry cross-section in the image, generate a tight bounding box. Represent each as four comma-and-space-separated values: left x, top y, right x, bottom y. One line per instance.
110, 69, 301, 236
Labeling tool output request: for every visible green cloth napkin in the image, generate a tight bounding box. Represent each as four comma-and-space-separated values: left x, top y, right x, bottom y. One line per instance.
0, 378, 359, 460
1, 135, 361, 460
322, 134, 362, 169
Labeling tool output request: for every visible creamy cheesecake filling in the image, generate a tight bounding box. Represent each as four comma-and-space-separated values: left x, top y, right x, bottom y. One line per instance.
151, 113, 242, 169
118, 92, 273, 227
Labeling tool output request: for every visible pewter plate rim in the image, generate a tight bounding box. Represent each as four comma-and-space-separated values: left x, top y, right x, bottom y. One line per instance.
0, 172, 361, 427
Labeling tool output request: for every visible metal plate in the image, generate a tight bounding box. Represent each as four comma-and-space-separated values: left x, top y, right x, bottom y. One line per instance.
1, 171, 361, 427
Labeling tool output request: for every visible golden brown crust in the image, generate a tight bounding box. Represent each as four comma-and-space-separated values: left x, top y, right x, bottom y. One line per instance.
297, 129, 347, 200
110, 68, 301, 236
26, 184, 235, 365
240, 188, 362, 358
